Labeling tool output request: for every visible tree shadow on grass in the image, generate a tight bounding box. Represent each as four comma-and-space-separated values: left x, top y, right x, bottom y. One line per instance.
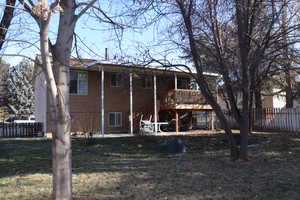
0, 132, 300, 199
0, 133, 299, 177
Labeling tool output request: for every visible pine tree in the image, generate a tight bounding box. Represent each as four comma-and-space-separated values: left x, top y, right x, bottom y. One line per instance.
7, 59, 34, 115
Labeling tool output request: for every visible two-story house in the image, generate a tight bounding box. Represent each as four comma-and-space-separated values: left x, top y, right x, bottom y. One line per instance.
34, 59, 218, 134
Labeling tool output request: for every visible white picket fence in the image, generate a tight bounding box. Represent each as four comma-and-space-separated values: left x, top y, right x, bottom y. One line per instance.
254, 108, 300, 132
222, 108, 300, 132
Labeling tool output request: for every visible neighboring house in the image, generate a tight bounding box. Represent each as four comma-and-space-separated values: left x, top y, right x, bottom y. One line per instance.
218, 88, 298, 110
34, 59, 218, 134
263, 89, 286, 109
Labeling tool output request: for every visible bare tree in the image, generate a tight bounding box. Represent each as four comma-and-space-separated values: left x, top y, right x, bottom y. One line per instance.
15, 0, 97, 199
13, 0, 147, 199
137, 0, 300, 160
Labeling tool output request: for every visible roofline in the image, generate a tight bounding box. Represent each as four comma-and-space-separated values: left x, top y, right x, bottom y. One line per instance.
84, 60, 220, 77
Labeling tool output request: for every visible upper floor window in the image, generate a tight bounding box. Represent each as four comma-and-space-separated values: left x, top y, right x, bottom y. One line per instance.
177, 78, 190, 89
190, 78, 199, 90
142, 76, 153, 89
70, 71, 88, 95
111, 73, 122, 87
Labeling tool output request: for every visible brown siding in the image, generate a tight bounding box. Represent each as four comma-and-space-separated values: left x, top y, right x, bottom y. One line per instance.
104, 72, 174, 133
47, 70, 101, 133
70, 71, 100, 132
47, 69, 187, 134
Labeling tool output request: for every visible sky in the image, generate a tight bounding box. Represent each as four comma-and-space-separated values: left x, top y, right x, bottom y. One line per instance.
1, 1, 183, 67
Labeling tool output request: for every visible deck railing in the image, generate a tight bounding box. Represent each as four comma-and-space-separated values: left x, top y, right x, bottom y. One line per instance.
161, 89, 206, 107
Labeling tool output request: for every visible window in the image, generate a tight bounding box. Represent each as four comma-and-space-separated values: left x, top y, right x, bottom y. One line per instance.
190, 78, 199, 90
142, 76, 153, 89
177, 78, 190, 89
109, 112, 122, 127
111, 73, 122, 87
70, 71, 88, 95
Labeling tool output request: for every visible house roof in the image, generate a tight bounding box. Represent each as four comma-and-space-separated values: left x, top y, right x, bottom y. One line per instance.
69, 58, 97, 66
35, 55, 219, 77
75, 59, 219, 77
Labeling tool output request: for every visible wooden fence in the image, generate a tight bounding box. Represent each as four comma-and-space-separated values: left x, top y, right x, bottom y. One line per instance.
221, 108, 300, 132
0, 122, 43, 138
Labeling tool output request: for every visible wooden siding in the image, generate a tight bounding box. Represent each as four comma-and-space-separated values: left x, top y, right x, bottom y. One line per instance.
160, 89, 208, 110
46, 69, 213, 133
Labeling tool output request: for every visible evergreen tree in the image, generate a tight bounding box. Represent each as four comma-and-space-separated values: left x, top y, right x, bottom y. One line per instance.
7, 59, 34, 115
0, 59, 9, 120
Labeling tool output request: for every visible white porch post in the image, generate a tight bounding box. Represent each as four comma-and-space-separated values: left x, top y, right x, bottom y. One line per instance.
129, 73, 133, 135
174, 74, 177, 90
154, 75, 157, 134
211, 112, 215, 130
175, 111, 179, 133
101, 67, 105, 136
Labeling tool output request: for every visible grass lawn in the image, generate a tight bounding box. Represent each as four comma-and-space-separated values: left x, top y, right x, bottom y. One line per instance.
0, 132, 300, 200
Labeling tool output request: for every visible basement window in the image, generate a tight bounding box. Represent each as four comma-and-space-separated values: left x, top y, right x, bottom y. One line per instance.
109, 112, 122, 127
70, 71, 88, 95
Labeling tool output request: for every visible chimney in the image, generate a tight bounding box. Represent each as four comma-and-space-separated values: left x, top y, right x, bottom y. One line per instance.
105, 48, 108, 61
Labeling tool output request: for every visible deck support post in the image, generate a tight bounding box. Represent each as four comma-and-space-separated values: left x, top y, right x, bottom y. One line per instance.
154, 75, 158, 134
174, 74, 177, 90
175, 111, 179, 133
129, 73, 133, 135
211, 111, 215, 130
101, 66, 105, 136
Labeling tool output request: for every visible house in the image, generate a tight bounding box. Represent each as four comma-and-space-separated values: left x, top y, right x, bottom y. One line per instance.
217, 88, 298, 110
34, 59, 218, 134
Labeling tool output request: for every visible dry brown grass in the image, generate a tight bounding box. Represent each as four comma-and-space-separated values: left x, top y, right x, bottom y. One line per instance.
0, 132, 299, 200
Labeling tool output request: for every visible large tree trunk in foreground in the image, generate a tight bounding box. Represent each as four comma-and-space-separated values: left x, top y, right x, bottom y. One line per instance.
51, 106, 72, 200
50, 62, 72, 200
39, 0, 76, 199
50, 1, 76, 198
235, 0, 251, 160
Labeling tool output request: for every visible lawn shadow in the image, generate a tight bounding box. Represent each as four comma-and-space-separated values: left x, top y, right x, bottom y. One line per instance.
0, 132, 300, 199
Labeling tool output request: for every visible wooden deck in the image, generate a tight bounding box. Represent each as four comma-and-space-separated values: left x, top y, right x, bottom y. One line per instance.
160, 89, 212, 110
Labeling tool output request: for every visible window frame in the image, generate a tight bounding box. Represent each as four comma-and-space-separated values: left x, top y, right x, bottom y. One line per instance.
110, 73, 122, 88
177, 78, 190, 90
142, 76, 153, 89
70, 71, 88, 95
108, 112, 122, 128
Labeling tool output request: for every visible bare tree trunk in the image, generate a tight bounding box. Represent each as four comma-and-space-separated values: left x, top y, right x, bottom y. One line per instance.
50, 1, 76, 198
249, 90, 253, 133
285, 75, 293, 108
0, 0, 16, 50
176, 0, 239, 160
282, 0, 293, 108
211, 100, 239, 160
196, 75, 239, 159
51, 113, 72, 200
254, 86, 263, 122
235, 0, 250, 160
38, 0, 76, 199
